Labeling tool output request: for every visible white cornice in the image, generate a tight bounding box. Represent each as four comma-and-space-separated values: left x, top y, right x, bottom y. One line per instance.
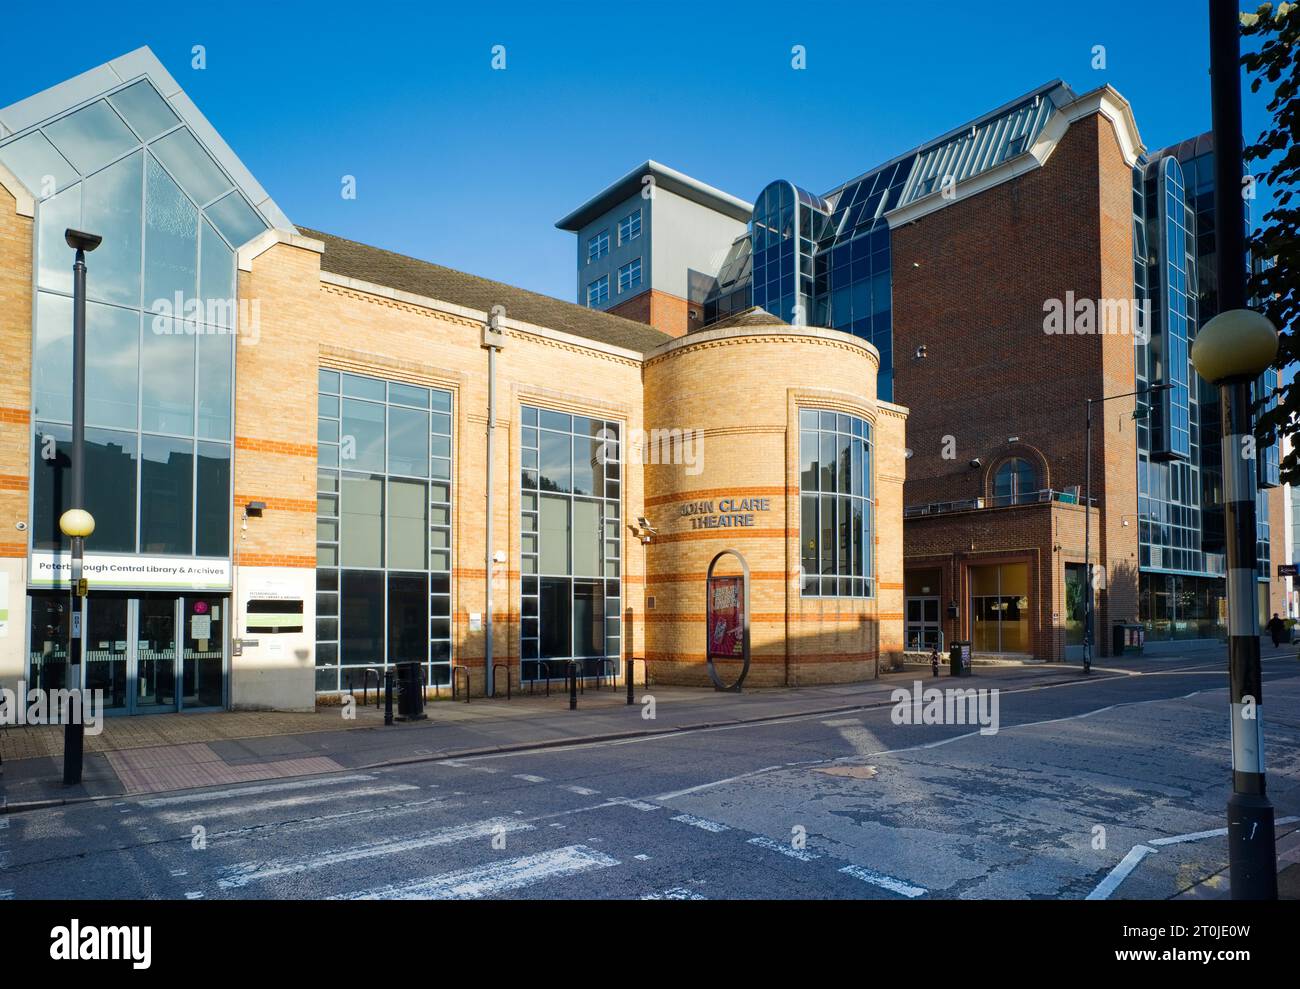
237, 229, 324, 271
0, 160, 34, 217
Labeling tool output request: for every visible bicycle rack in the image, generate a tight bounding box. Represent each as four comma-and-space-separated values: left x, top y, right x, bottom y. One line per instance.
528, 661, 551, 697
451, 665, 471, 703
362, 667, 381, 708
593, 657, 616, 690
490, 663, 511, 700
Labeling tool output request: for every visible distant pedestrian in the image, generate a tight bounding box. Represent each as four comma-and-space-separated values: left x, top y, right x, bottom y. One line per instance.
1267, 613, 1286, 648
930, 645, 941, 678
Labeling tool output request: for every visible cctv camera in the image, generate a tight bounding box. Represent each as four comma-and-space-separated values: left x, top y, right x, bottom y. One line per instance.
969, 458, 982, 469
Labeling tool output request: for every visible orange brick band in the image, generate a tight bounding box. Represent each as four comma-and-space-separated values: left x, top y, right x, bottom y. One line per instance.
235, 436, 318, 458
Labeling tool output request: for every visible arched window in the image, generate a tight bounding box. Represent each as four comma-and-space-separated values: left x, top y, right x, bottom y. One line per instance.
993, 458, 1038, 506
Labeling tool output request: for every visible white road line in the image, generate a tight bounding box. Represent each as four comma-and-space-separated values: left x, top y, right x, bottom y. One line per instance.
838, 864, 927, 898
1091, 815, 1300, 899
671, 814, 730, 833
748, 835, 820, 861
185, 891, 204, 899
1149, 827, 1228, 846
158, 784, 420, 823
656, 766, 783, 801
606, 797, 661, 812
565, 785, 599, 796
0, 890, 14, 900
137, 774, 376, 807
1086, 845, 1157, 900
215, 816, 534, 889
1149, 816, 1299, 847
642, 887, 706, 900
333, 844, 619, 900
513, 774, 548, 783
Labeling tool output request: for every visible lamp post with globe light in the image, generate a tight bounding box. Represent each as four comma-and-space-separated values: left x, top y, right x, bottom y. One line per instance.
62, 228, 101, 786
1197, 0, 1281, 899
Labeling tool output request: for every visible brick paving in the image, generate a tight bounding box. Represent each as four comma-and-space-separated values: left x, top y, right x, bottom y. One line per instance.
0, 707, 376, 763
105, 743, 345, 796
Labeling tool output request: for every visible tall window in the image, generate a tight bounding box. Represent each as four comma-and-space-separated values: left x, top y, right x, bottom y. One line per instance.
618, 209, 641, 245
5, 79, 269, 560
586, 275, 609, 307
520, 406, 622, 680
798, 409, 873, 597
991, 458, 1038, 506
617, 257, 642, 295
587, 229, 609, 263
315, 370, 453, 692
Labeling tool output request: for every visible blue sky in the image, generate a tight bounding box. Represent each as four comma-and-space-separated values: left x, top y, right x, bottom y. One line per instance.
0, 0, 1279, 304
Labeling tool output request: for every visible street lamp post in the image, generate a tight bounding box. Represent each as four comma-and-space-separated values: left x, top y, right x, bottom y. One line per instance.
1082, 384, 1169, 673
1195, 0, 1280, 900
61, 228, 101, 786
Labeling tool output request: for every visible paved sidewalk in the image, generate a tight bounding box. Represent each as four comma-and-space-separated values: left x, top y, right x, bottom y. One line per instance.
1, 663, 1085, 809
1174, 819, 1300, 901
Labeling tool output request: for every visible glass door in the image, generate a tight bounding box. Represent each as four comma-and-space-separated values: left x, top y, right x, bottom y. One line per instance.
133, 596, 177, 712
181, 595, 226, 709
86, 594, 130, 713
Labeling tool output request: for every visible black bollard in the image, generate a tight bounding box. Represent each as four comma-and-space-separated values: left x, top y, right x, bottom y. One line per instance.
626, 659, 634, 706
384, 669, 394, 726
569, 660, 577, 711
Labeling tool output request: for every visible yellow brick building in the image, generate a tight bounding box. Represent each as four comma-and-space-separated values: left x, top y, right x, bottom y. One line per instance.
0, 48, 906, 712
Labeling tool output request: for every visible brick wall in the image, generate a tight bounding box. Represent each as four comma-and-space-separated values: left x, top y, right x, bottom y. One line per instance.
892, 109, 1140, 655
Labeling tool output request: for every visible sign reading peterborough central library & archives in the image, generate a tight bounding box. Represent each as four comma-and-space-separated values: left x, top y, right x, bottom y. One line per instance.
679, 496, 773, 529
29, 553, 232, 592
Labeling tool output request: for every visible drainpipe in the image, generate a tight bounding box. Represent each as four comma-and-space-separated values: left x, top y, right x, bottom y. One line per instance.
482, 308, 506, 696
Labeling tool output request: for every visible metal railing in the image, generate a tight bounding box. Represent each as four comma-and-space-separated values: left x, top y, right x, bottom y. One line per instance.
904, 488, 1093, 519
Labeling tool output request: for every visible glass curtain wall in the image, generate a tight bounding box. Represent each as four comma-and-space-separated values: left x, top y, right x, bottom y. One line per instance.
2, 80, 263, 564
520, 407, 622, 681
798, 409, 874, 598
315, 370, 453, 691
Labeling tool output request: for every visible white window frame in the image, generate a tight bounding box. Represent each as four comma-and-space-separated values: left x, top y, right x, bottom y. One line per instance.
617, 257, 641, 295
587, 228, 609, 264
586, 274, 609, 307
618, 209, 641, 245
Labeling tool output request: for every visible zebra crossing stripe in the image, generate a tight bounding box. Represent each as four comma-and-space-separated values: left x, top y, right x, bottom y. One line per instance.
216, 816, 534, 889
333, 844, 619, 900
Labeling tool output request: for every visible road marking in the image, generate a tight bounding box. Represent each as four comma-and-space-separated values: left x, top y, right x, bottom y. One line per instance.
215, 816, 534, 889
634, 854, 651, 861
1087, 845, 1157, 900
0, 890, 14, 900
656, 766, 783, 801
565, 785, 599, 796
1090, 816, 1300, 899
137, 774, 376, 807
642, 887, 705, 900
333, 844, 619, 900
838, 864, 926, 898
606, 797, 661, 812
748, 835, 820, 861
513, 774, 548, 783
185, 891, 204, 899
169, 869, 187, 877
671, 814, 729, 833
157, 783, 421, 823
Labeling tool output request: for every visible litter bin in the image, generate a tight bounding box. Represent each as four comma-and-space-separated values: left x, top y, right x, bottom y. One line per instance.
1112, 623, 1144, 656
949, 640, 972, 677
395, 661, 427, 721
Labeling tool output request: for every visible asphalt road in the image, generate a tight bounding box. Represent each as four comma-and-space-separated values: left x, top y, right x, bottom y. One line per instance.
3, 654, 1298, 900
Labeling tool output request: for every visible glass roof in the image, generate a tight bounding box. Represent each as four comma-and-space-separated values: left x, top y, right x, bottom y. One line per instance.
0, 79, 269, 251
